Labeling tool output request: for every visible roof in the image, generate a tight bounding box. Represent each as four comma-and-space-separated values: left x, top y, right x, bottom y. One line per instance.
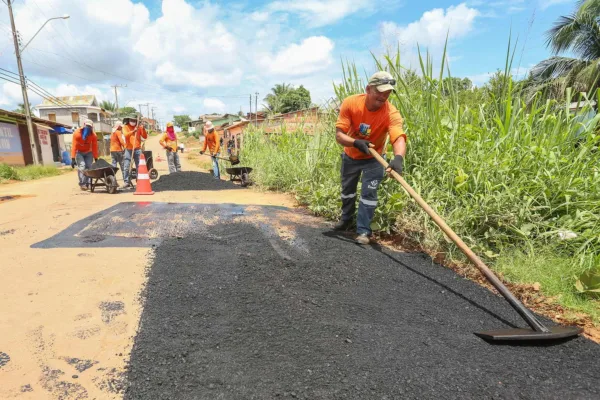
569, 100, 597, 109
0, 108, 73, 129
225, 120, 250, 130
37, 95, 99, 108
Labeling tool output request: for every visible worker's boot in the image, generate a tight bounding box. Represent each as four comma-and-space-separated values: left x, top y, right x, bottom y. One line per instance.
355, 233, 370, 245
333, 219, 353, 231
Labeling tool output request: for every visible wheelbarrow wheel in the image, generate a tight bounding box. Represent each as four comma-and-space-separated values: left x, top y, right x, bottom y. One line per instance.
241, 172, 250, 187
149, 168, 158, 180
131, 168, 137, 179
106, 175, 118, 194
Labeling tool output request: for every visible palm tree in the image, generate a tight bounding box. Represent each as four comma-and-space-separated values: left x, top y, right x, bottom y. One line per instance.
13, 103, 33, 114
528, 0, 600, 98
100, 100, 116, 111
263, 83, 292, 114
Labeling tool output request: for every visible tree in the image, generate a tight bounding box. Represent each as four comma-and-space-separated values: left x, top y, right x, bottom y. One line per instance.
119, 106, 138, 116
528, 0, 600, 99
100, 100, 116, 111
173, 115, 191, 130
13, 103, 32, 114
263, 83, 312, 114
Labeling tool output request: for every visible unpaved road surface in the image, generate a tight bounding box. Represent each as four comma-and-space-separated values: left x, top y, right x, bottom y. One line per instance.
1, 135, 599, 399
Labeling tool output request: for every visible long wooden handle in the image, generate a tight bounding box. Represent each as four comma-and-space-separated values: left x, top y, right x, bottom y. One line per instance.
370, 149, 548, 332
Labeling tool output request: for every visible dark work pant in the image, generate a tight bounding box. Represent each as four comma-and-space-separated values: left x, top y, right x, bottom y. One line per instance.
340, 153, 385, 235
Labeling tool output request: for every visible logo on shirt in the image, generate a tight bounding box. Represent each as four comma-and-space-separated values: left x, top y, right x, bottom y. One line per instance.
358, 123, 371, 137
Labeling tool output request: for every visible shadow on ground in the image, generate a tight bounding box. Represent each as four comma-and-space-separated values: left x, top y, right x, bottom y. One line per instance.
151, 171, 242, 192
124, 218, 600, 400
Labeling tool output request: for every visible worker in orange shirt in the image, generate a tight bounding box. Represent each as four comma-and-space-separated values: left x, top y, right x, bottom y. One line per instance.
199, 121, 220, 179
159, 122, 181, 173
70, 119, 98, 190
110, 122, 126, 183
122, 115, 148, 188
334, 71, 407, 245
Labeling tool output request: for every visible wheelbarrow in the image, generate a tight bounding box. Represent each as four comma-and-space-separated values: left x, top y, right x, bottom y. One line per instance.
200, 152, 240, 165
226, 166, 252, 187
83, 165, 119, 194
130, 150, 159, 180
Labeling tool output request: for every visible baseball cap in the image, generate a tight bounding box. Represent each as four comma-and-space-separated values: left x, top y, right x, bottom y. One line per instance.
205, 121, 214, 130
84, 119, 94, 127
368, 71, 396, 93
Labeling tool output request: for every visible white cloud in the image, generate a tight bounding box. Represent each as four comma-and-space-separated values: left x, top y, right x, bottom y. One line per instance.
259, 36, 335, 76
268, 0, 371, 27
540, 0, 571, 10
172, 106, 187, 113
251, 11, 270, 22
381, 3, 479, 51
203, 98, 227, 113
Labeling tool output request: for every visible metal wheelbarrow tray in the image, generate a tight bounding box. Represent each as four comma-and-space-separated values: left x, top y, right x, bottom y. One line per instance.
83, 166, 119, 194
226, 167, 253, 187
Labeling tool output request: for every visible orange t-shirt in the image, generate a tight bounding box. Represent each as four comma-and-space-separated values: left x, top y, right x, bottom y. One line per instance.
109, 129, 126, 152
202, 131, 220, 154
123, 124, 148, 150
71, 128, 98, 159
335, 94, 406, 160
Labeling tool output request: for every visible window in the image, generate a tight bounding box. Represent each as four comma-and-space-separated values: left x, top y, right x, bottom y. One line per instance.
48, 113, 56, 122
71, 112, 79, 123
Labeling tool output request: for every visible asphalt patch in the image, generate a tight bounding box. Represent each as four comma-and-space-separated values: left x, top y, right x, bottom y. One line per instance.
125, 221, 600, 399
150, 171, 242, 191
63, 357, 99, 373
99, 301, 125, 324
90, 159, 115, 170
0, 352, 10, 368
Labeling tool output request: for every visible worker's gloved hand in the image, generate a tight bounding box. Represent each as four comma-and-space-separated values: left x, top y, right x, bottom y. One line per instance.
165, 147, 171, 152
199, 151, 204, 155
94, 158, 98, 162
353, 139, 372, 155
71, 158, 76, 169
387, 155, 404, 175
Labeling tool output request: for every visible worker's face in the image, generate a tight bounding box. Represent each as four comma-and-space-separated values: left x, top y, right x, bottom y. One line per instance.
366, 85, 392, 110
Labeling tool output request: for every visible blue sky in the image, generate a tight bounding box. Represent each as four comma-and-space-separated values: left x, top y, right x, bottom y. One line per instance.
0, 0, 577, 123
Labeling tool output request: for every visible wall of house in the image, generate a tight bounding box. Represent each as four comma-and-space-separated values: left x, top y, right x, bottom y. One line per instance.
39, 107, 88, 127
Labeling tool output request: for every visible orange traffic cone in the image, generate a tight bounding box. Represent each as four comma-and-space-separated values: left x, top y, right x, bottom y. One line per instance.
134, 153, 155, 195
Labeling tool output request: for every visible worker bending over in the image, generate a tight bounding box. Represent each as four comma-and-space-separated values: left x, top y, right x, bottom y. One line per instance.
71, 119, 98, 191
334, 71, 407, 245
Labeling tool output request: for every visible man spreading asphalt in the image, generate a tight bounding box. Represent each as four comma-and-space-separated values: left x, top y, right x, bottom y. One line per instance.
109, 122, 126, 183
70, 119, 98, 191
334, 71, 407, 245
122, 115, 148, 188
199, 121, 221, 179
159, 122, 181, 173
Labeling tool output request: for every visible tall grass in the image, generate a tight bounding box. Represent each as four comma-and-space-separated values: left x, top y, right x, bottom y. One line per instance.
242, 42, 600, 320
0, 163, 63, 183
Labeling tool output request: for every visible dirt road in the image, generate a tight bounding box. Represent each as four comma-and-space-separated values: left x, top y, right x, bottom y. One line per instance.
1, 134, 599, 399
0, 134, 291, 399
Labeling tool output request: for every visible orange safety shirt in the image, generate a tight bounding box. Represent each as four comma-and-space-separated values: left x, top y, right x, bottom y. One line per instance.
110, 129, 126, 152
159, 132, 178, 152
123, 124, 148, 150
71, 128, 98, 159
202, 131, 220, 154
335, 94, 406, 160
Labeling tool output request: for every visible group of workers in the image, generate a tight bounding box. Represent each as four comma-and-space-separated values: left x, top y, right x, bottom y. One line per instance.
70, 70, 403, 245
71, 115, 147, 190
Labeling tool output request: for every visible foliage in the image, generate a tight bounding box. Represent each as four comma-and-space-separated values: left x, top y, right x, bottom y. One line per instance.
118, 106, 138, 117
12, 103, 32, 114
100, 100, 116, 111
242, 41, 600, 320
0, 164, 62, 183
263, 83, 312, 114
528, 0, 600, 100
173, 115, 192, 130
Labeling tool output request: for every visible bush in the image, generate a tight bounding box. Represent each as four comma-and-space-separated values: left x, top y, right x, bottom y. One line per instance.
0, 163, 62, 183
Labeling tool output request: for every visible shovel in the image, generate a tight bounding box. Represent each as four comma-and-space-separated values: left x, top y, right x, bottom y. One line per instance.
200, 152, 240, 165
370, 148, 582, 342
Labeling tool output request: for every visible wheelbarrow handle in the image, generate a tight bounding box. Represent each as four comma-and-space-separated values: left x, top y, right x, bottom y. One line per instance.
368, 148, 549, 333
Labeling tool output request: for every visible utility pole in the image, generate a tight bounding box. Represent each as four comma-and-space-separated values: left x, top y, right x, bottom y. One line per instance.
7, 0, 39, 165
151, 107, 157, 131
249, 94, 252, 120
255, 92, 258, 125
111, 84, 126, 121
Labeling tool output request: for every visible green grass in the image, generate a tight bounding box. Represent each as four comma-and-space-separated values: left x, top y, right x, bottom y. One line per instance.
0, 163, 63, 183
241, 39, 600, 323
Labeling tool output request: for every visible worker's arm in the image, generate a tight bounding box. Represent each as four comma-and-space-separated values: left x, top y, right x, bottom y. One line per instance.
140, 126, 148, 139
92, 134, 99, 160
335, 128, 359, 148
71, 131, 78, 159
159, 134, 166, 149
214, 133, 220, 154
118, 132, 126, 149
387, 108, 407, 173
201, 136, 207, 152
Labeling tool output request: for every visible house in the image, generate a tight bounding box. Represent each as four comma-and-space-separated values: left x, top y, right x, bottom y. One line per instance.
36, 95, 113, 133
222, 120, 250, 151
142, 117, 158, 131
247, 111, 268, 125
36, 95, 115, 156
0, 108, 73, 166
260, 106, 322, 134
188, 113, 243, 133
